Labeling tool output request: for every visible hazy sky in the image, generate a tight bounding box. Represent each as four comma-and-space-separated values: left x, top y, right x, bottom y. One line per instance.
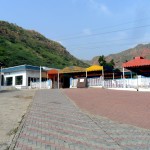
1, 0, 150, 60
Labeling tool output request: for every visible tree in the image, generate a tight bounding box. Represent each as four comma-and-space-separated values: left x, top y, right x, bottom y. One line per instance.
98, 55, 106, 66
98, 56, 115, 68
98, 56, 118, 72
107, 59, 115, 68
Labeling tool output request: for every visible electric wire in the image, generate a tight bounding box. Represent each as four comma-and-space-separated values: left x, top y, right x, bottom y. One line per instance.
66, 35, 150, 48
52, 17, 150, 40
57, 24, 150, 41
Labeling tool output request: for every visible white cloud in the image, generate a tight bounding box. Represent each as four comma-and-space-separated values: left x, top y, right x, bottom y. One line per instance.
71, 0, 111, 15
99, 4, 111, 15
88, 0, 111, 15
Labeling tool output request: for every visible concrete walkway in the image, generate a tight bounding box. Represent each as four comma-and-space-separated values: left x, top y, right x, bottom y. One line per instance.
11, 90, 150, 150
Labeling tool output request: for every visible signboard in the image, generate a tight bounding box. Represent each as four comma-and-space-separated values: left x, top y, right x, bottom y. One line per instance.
80, 79, 84, 82
77, 77, 87, 88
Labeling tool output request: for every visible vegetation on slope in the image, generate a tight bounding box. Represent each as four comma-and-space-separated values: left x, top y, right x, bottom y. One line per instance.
0, 21, 88, 68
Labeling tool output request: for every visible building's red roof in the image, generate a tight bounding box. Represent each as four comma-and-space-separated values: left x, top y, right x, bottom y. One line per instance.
123, 57, 150, 68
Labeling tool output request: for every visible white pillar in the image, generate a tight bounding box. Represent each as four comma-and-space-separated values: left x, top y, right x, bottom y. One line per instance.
123, 67, 125, 88
123, 67, 125, 78
13, 76, 15, 86
23, 71, 27, 87
102, 69, 104, 87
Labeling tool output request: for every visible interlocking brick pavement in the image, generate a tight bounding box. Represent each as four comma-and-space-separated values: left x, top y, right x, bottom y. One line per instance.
63, 88, 150, 129
11, 89, 150, 150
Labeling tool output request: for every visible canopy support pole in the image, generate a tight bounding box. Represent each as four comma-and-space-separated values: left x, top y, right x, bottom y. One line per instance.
102, 69, 104, 87
102, 69, 104, 78
136, 73, 139, 91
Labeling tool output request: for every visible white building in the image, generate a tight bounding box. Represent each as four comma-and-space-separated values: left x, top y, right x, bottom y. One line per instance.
1, 65, 47, 89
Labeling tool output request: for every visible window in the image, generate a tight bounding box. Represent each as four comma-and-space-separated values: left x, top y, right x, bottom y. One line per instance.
42, 77, 47, 81
28, 77, 31, 86
15, 76, 23, 85
6, 77, 13, 86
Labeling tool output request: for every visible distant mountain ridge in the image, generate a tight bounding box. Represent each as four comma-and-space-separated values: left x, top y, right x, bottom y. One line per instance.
87, 44, 150, 69
0, 21, 88, 68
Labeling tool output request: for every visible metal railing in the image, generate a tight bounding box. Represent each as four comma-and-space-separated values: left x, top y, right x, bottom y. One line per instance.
30, 81, 49, 89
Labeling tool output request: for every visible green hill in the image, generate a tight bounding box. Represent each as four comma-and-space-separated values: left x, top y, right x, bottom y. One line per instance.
0, 21, 88, 68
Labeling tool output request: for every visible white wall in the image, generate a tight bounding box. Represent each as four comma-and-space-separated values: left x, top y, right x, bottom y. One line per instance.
4, 70, 47, 89
4, 71, 26, 88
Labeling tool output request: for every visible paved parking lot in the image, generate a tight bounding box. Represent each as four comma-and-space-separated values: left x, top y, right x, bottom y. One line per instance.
11, 89, 150, 150
64, 88, 150, 129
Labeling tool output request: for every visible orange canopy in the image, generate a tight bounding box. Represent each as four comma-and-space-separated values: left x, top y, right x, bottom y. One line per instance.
47, 69, 58, 74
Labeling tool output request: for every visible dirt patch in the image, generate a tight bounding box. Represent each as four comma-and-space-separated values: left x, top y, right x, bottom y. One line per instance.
14, 95, 33, 99
0, 89, 36, 150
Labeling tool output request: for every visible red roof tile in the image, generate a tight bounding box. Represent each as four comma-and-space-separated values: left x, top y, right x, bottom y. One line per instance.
123, 57, 150, 68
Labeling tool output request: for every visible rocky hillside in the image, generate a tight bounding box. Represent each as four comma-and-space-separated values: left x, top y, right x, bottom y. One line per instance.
0, 21, 88, 68
89, 44, 150, 69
